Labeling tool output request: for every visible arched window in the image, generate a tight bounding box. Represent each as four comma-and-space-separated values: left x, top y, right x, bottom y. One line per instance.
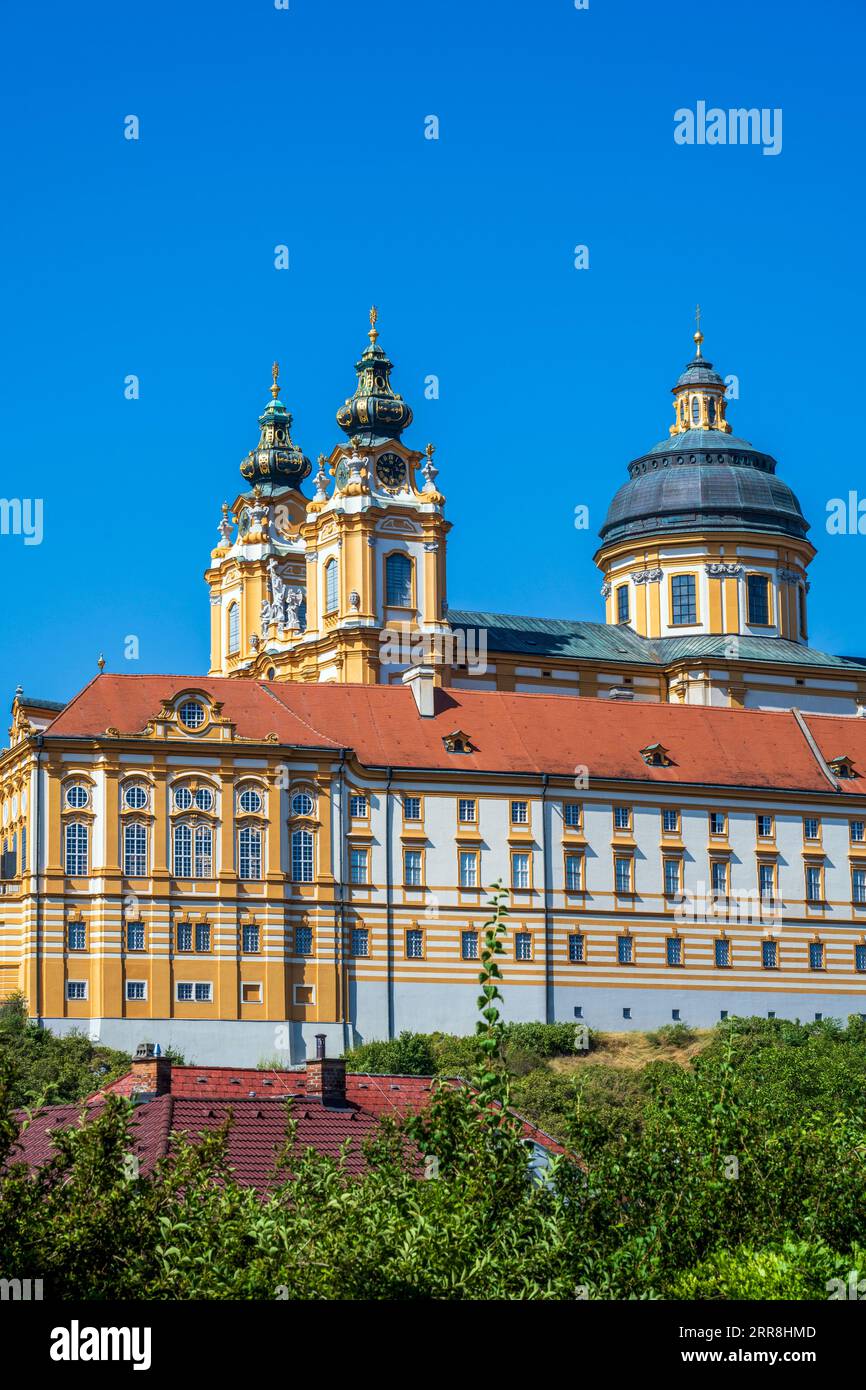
228, 602, 240, 655
174, 823, 192, 877
707, 397, 716, 425
65, 821, 88, 876
195, 824, 213, 878
386, 552, 413, 607
124, 822, 148, 877
691, 396, 701, 425
239, 826, 262, 880
798, 585, 808, 639
291, 828, 314, 882
324, 559, 338, 613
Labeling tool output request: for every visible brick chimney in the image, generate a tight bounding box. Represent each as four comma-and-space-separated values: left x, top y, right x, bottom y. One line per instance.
130, 1042, 172, 1098
305, 1033, 347, 1107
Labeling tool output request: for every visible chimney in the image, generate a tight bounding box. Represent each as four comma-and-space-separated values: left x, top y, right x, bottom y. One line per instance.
130, 1041, 172, 1099
305, 1034, 347, 1107
402, 663, 436, 717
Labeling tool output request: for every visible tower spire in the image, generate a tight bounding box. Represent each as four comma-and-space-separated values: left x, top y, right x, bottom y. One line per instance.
335, 306, 413, 444
694, 303, 703, 357
271, 360, 280, 400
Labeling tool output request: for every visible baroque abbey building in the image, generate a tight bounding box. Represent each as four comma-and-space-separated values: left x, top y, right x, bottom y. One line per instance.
2, 313, 866, 1062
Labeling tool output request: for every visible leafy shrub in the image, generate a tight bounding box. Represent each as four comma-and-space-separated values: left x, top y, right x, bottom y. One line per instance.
645, 1022, 697, 1048
669, 1240, 866, 1300
345, 1031, 437, 1076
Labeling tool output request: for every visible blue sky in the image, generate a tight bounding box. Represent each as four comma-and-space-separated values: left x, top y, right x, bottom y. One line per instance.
1, 0, 864, 701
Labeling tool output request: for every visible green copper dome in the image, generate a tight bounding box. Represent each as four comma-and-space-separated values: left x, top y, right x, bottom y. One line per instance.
240, 364, 311, 490
336, 307, 414, 445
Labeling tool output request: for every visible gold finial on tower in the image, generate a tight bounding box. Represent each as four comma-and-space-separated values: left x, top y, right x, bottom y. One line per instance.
270, 361, 280, 399
425, 442, 435, 459
97, 654, 105, 672
694, 303, 703, 357
368, 305, 379, 344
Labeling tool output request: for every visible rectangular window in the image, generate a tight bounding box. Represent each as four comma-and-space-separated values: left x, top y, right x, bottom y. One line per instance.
762, 938, 778, 969
564, 802, 582, 829
670, 574, 697, 625
349, 794, 368, 818
664, 859, 681, 898
123, 822, 148, 877
242, 923, 260, 954
406, 928, 424, 959
511, 852, 530, 889
798, 585, 807, 639
404, 850, 423, 887
515, 932, 532, 961
177, 922, 193, 953
666, 937, 683, 967
241, 983, 262, 1004
809, 941, 824, 970
614, 805, 631, 831
806, 866, 822, 903
126, 981, 146, 1001
856, 944, 866, 972
66, 981, 87, 1000
615, 856, 632, 894
64, 821, 88, 876
714, 938, 730, 969
565, 853, 583, 892
757, 814, 774, 839
350, 848, 369, 885
458, 798, 476, 824
617, 935, 633, 965
67, 920, 86, 951
402, 796, 422, 821
759, 863, 775, 900
662, 808, 679, 834
803, 817, 820, 842
747, 573, 770, 626
351, 927, 369, 957
709, 812, 726, 837
459, 850, 478, 888
194, 983, 212, 1002
851, 821, 865, 844
510, 800, 529, 825
461, 929, 479, 961
853, 868, 866, 904
240, 827, 263, 880
616, 585, 629, 624
194, 825, 213, 879
290, 829, 313, 883
173, 823, 192, 878
295, 925, 313, 955
568, 933, 585, 963
177, 982, 193, 1002
711, 860, 728, 895
126, 921, 145, 952
195, 922, 210, 953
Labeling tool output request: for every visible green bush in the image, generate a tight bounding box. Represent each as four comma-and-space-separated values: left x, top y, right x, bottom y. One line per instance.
0, 993, 131, 1108
345, 1031, 437, 1076
645, 1022, 697, 1048
669, 1240, 866, 1300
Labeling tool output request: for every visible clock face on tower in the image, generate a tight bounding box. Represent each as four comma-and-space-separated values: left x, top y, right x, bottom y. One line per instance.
376, 452, 407, 490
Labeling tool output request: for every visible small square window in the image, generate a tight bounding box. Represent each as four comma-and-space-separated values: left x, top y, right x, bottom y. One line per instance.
666, 937, 682, 967
177, 982, 193, 1002
568, 933, 585, 963
803, 817, 820, 841
564, 802, 582, 828
66, 981, 87, 1000
242, 924, 260, 954
662, 809, 679, 834
126, 981, 146, 1001
67, 921, 86, 951
127, 921, 145, 952
762, 939, 778, 970
349, 794, 368, 819
403, 796, 422, 821
510, 800, 529, 825
294, 984, 314, 1006
295, 925, 313, 956
177, 923, 193, 953
671, 1008, 680, 1021
242, 982, 262, 1004
720, 1009, 728, 1021
617, 935, 633, 965
709, 812, 726, 836
458, 798, 476, 823
461, 930, 478, 961
851, 820, 865, 844
808, 941, 824, 970
515, 932, 532, 961
194, 982, 212, 1002
614, 806, 631, 831
574, 1006, 583, 1019
351, 927, 369, 957
406, 929, 424, 959
622, 1007, 631, 1020
714, 938, 730, 968
757, 814, 773, 839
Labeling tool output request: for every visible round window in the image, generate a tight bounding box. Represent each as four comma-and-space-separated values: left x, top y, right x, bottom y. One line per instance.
66, 784, 89, 809
178, 701, 206, 729
239, 788, 262, 814
292, 792, 314, 817
174, 787, 193, 811
125, 785, 148, 810
194, 787, 214, 812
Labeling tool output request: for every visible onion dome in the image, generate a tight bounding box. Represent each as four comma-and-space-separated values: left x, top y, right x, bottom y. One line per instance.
240, 363, 312, 490
599, 315, 809, 546
336, 307, 414, 444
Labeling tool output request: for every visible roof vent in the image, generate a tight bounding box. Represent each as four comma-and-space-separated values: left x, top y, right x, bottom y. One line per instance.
609, 687, 634, 700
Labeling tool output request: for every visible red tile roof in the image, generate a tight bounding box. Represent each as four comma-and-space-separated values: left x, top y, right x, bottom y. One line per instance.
42, 672, 859, 792
11, 1078, 565, 1192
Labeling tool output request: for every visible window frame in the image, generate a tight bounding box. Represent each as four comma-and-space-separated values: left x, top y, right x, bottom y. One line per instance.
669, 571, 698, 627
239, 824, 264, 881
745, 572, 772, 627
510, 849, 532, 891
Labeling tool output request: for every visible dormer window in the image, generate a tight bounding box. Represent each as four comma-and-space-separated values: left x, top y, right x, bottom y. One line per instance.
829, 755, 856, 780
641, 742, 672, 767
443, 730, 472, 754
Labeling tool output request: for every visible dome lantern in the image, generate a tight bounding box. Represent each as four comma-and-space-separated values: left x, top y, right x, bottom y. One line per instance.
335, 307, 414, 445
240, 362, 312, 490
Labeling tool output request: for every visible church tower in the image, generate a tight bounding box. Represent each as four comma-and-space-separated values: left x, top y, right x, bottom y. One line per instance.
595, 314, 815, 646
205, 311, 450, 685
